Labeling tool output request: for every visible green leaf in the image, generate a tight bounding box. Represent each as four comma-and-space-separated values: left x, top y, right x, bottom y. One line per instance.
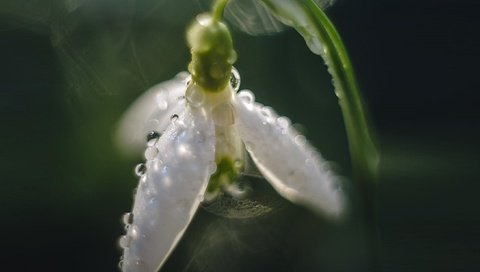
260, 0, 379, 184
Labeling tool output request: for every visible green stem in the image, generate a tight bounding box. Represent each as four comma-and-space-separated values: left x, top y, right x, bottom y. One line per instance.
260, 0, 379, 184
212, 0, 229, 22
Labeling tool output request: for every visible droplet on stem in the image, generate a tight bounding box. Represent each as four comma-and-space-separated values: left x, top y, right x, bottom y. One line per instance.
230, 67, 241, 92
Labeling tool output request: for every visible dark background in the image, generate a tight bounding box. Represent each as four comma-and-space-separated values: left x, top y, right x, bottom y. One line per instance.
1, 0, 479, 271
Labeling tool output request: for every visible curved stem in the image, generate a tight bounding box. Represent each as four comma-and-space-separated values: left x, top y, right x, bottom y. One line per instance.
212, 0, 229, 22
260, 0, 379, 183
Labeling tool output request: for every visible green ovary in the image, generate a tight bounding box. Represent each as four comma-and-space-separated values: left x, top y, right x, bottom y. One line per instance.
187, 14, 237, 92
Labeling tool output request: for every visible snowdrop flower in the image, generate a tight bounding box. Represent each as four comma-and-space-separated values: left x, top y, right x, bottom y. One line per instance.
117, 3, 345, 271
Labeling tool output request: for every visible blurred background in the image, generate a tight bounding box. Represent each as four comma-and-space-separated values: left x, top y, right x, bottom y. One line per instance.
1, 0, 479, 271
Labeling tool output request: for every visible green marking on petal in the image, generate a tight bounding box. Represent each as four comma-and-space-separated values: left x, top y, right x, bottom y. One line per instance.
207, 157, 238, 194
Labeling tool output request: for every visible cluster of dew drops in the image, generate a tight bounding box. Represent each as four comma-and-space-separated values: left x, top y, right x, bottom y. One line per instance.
117, 69, 242, 268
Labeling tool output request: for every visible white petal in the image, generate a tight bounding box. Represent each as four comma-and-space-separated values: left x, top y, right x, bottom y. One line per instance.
233, 90, 345, 219
115, 72, 189, 155
121, 106, 216, 272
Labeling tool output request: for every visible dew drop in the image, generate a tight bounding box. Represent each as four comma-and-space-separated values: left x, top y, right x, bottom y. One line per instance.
146, 131, 160, 146
144, 146, 159, 160
122, 212, 134, 225
294, 135, 307, 147
185, 85, 205, 108
260, 106, 275, 123
134, 163, 147, 177
130, 225, 139, 239
277, 117, 291, 130
170, 114, 179, 123
230, 67, 241, 92
118, 235, 132, 248
238, 90, 255, 104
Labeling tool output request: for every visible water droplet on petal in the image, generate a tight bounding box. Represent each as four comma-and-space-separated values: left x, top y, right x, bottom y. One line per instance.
238, 90, 255, 104
122, 212, 134, 225
294, 135, 307, 147
277, 116, 291, 130
185, 85, 205, 108
170, 114, 179, 123
134, 163, 147, 177
146, 131, 160, 146
118, 235, 132, 248
144, 146, 159, 160
230, 67, 241, 92
260, 106, 275, 123
130, 225, 139, 239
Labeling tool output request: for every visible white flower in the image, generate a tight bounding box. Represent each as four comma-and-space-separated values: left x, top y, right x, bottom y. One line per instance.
116, 69, 345, 272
